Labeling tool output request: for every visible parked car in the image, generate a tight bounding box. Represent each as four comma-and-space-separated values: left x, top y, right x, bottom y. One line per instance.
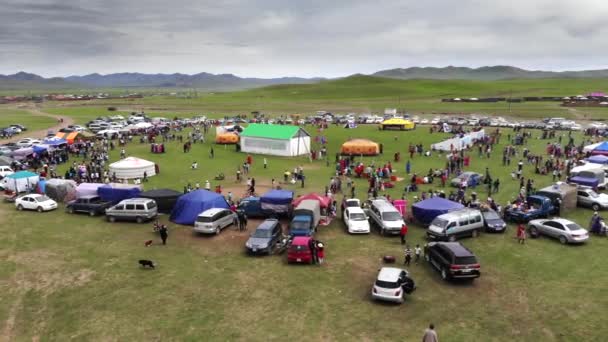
424, 242, 481, 281
0, 165, 14, 178
427, 209, 485, 241
481, 209, 507, 233
287, 236, 314, 264
105, 198, 158, 223
577, 187, 608, 211
194, 208, 237, 234
66, 195, 113, 216
341, 197, 361, 215
0, 146, 12, 156
245, 219, 282, 254
10, 124, 27, 131
15, 194, 58, 212
343, 206, 370, 234
371, 267, 416, 304
450, 172, 484, 188
528, 218, 589, 244
366, 198, 405, 236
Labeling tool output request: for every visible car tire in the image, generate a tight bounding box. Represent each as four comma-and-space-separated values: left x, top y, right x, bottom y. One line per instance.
448, 235, 457, 242
441, 268, 449, 280
136, 216, 143, 224
472, 229, 479, 238
215, 227, 220, 235
17, 204, 23, 211
89, 210, 96, 217
529, 226, 539, 238
67, 207, 75, 214
592, 203, 600, 212
559, 235, 567, 245
37, 206, 43, 213
107, 216, 116, 223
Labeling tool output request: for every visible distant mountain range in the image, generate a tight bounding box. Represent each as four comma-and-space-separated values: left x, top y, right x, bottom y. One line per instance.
2, 66, 608, 91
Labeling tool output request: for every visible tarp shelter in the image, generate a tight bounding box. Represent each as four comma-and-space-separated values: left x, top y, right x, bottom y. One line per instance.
98, 183, 143, 204
380, 118, 416, 130
109, 157, 156, 179
139, 188, 182, 213
44, 178, 77, 202
535, 182, 577, 211
32, 145, 49, 154
10, 147, 34, 161
431, 130, 486, 152
570, 176, 599, 188
42, 137, 68, 147
75, 183, 105, 198
591, 141, 608, 156
2, 171, 39, 192
240, 124, 310, 156
215, 132, 239, 144
55, 131, 94, 144
292, 193, 331, 208
260, 190, 294, 214
170, 190, 229, 225
583, 142, 604, 153
587, 155, 608, 165
393, 199, 408, 217
412, 197, 464, 225
0, 156, 14, 166
340, 139, 380, 156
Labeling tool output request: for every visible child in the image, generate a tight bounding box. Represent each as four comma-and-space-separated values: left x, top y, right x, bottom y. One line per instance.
414, 244, 422, 264
316, 242, 325, 265
404, 246, 412, 266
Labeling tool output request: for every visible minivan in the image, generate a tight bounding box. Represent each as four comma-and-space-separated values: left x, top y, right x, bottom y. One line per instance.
105, 198, 158, 223
427, 209, 484, 241
194, 208, 237, 234
366, 198, 405, 236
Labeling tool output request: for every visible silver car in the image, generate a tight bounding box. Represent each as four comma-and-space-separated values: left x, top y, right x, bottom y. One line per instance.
528, 218, 589, 244
194, 208, 237, 234
577, 188, 608, 211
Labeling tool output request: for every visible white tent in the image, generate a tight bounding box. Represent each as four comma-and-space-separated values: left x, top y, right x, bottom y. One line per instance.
2, 171, 39, 192
240, 124, 310, 157
431, 130, 487, 152
109, 157, 156, 179
583, 142, 605, 153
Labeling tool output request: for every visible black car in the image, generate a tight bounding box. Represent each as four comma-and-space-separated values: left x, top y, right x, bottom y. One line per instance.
245, 219, 282, 255
424, 242, 481, 281
481, 209, 507, 233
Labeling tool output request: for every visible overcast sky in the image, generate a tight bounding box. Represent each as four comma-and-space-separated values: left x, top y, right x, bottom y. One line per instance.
1, 0, 607, 78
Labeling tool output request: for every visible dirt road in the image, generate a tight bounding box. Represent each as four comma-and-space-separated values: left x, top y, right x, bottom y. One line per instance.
3, 105, 75, 143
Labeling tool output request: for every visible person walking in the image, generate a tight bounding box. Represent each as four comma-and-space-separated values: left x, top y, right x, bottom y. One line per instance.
414, 244, 422, 264
159, 225, 168, 245
240, 212, 248, 231
517, 223, 526, 244
204, 180, 211, 190
400, 222, 408, 245
422, 323, 439, 342
210, 147, 214, 159
404, 245, 412, 266
263, 158, 267, 169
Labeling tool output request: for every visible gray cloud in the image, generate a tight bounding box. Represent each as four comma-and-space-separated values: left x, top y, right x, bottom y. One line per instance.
1, 0, 607, 77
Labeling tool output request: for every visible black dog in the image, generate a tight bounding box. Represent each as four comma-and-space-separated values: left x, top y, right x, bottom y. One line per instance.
138, 259, 155, 269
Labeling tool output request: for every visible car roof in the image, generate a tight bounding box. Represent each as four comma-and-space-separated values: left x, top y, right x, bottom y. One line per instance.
198, 207, 228, 216
436, 242, 475, 257
256, 219, 279, 230
544, 218, 576, 225
377, 267, 405, 282
292, 236, 312, 245
118, 198, 154, 204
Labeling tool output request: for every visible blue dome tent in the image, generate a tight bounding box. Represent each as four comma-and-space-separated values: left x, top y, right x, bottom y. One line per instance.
170, 190, 229, 225
412, 197, 464, 225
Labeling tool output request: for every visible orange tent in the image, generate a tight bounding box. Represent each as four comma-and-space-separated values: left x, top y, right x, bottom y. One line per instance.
340, 139, 380, 156
54, 132, 92, 144
215, 133, 239, 144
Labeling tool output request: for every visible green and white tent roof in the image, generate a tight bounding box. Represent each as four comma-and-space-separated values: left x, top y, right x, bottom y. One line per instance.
240, 124, 309, 140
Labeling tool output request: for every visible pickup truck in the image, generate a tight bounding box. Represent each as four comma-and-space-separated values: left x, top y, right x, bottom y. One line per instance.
504, 195, 555, 223
66, 195, 113, 216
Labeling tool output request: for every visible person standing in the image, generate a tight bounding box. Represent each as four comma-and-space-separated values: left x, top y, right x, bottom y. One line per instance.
316, 242, 325, 265
422, 323, 439, 342
400, 223, 408, 245
159, 225, 168, 245
517, 223, 526, 244
263, 158, 267, 169
204, 180, 211, 190
404, 245, 412, 266
414, 244, 422, 264
210, 147, 214, 159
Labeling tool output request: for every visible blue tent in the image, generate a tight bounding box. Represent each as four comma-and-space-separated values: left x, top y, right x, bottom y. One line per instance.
98, 184, 142, 204
592, 141, 608, 156
42, 138, 68, 146
412, 197, 464, 225
32, 145, 48, 154
260, 189, 293, 214
170, 190, 229, 225
587, 155, 608, 165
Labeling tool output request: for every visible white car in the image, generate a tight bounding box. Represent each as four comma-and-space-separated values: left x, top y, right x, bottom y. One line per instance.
0, 166, 14, 178
343, 206, 370, 234
16, 138, 41, 148
467, 119, 479, 126
528, 218, 589, 244
430, 118, 440, 125
420, 119, 429, 124
15, 194, 58, 212
371, 267, 415, 304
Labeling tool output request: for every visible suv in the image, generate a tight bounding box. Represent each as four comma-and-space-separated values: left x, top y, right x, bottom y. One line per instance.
424, 242, 481, 281
366, 198, 404, 236
105, 198, 158, 223
245, 219, 282, 254
194, 208, 237, 234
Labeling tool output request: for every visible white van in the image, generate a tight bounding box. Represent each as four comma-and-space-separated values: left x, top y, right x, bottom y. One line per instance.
427, 209, 484, 241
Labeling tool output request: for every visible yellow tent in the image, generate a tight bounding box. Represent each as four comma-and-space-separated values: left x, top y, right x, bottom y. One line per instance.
340, 139, 380, 156
215, 132, 239, 144
380, 118, 416, 131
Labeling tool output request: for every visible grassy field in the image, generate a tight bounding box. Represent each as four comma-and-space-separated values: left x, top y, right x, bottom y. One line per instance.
37, 76, 608, 122
0, 108, 57, 132
2, 117, 607, 341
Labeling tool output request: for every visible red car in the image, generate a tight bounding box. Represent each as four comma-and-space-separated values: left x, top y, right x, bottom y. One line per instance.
287, 236, 313, 264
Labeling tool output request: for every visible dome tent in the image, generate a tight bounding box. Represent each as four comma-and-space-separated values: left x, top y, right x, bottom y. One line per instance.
340, 139, 380, 156
412, 197, 464, 225
170, 190, 229, 225
109, 157, 156, 179
139, 188, 182, 213
44, 179, 77, 202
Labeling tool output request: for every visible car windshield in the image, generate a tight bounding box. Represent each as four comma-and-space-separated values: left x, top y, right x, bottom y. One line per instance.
375, 280, 400, 289
350, 213, 367, 221
36, 196, 51, 202
588, 191, 599, 198
346, 201, 359, 207
566, 223, 582, 231
483, 211, 501, 220
196, 216, 212, 223
432, 218, 449, 229
252, 229, 272, 238
382, 212, 402, 221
